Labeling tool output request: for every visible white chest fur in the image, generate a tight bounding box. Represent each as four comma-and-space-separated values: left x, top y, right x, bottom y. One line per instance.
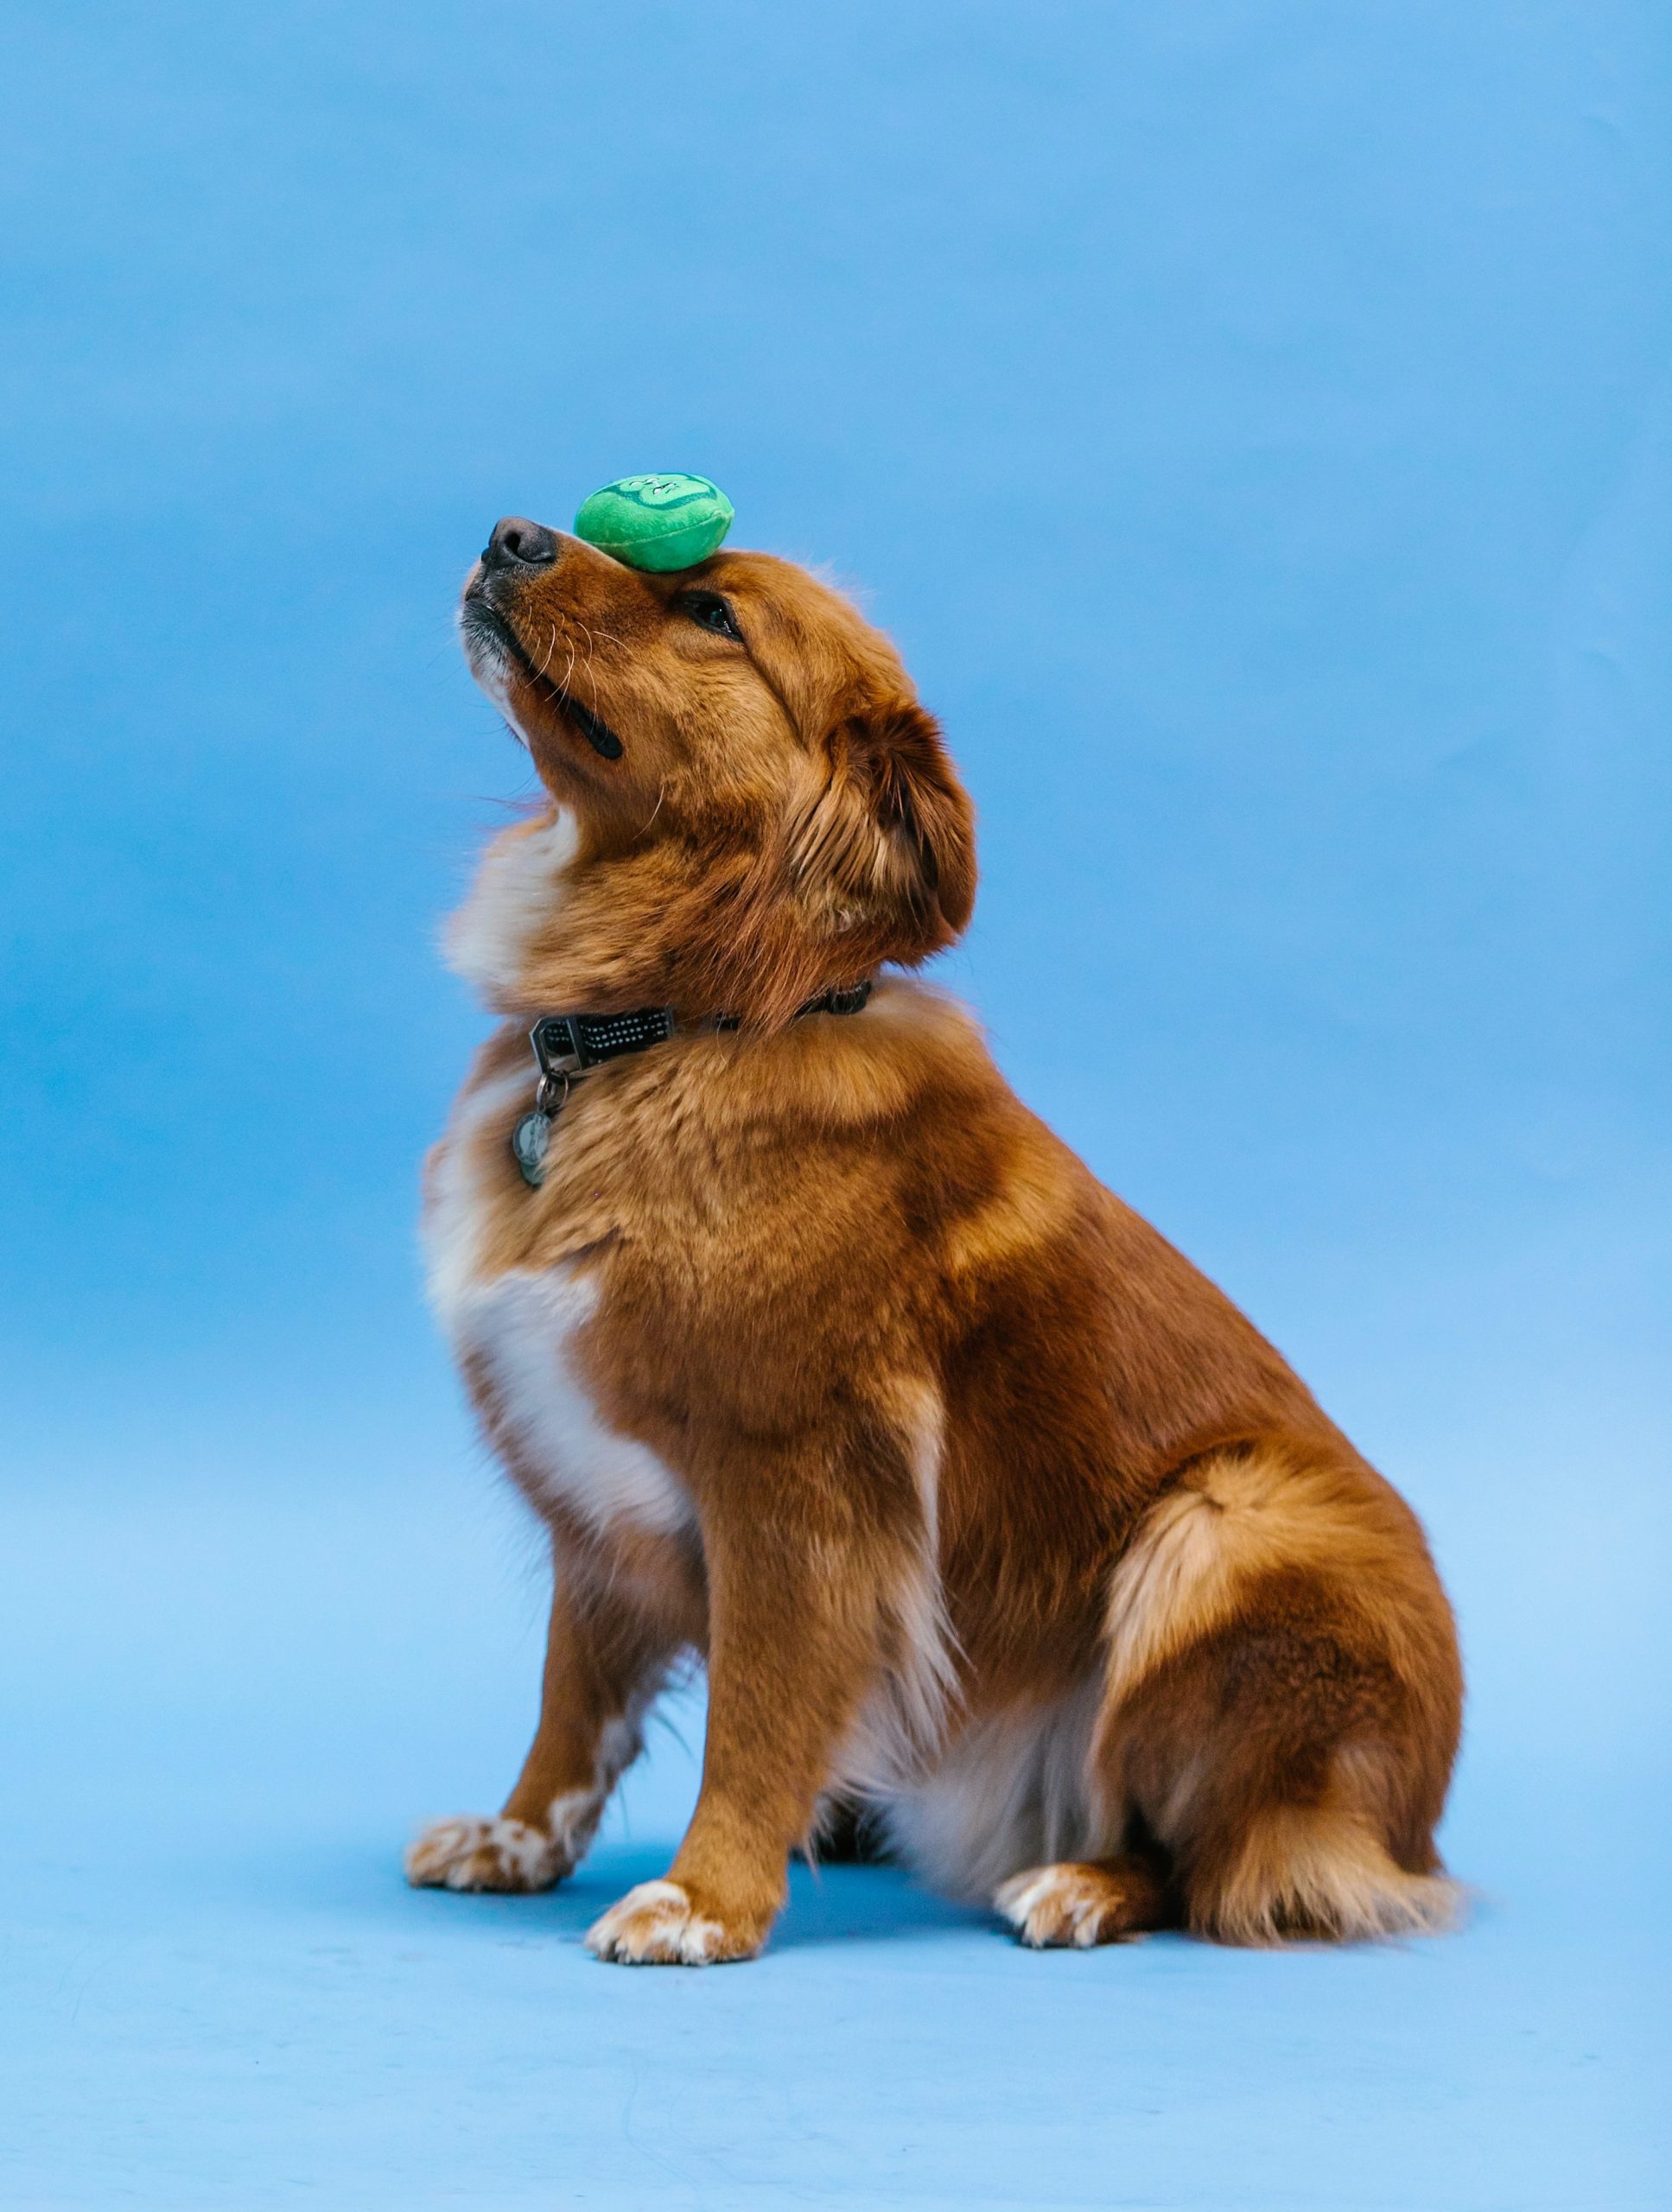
428, 1141, 693, 1539
448, 1263, 692, 1538
423, 1025, 690, 1543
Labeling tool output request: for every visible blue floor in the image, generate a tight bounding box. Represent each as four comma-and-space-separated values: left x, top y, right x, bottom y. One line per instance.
6, 5, 1668, 2202
4, 1414, 1666, 2211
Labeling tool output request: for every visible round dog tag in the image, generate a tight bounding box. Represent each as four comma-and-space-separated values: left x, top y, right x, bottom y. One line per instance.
512, 1109, 552, 1187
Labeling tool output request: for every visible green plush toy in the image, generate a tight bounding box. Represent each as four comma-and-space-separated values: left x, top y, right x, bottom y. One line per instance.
573, 473, 734, 572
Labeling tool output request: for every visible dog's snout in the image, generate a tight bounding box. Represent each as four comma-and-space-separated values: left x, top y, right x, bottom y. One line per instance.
482, 516, 559, 572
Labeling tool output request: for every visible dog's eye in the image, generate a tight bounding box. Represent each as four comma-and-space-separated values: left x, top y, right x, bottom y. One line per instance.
675, 590, 743, 642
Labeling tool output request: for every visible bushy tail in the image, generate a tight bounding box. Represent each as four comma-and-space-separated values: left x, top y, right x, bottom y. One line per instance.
1191, 1802, 1463, 1947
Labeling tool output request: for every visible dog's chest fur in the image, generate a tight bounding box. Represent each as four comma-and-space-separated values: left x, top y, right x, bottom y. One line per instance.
424, 812, 693, 1541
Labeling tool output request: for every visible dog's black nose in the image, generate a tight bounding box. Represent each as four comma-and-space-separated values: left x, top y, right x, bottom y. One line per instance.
482, 516, 559, 571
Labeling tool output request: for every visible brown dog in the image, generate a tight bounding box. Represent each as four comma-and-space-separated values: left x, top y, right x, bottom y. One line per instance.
406, 516, 1463, 1963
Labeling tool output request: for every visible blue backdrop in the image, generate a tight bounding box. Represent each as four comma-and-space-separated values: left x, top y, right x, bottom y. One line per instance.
3, 6, 1667, 2208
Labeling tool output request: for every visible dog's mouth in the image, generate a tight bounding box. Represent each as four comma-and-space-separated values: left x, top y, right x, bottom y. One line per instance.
461, 594, 626, 762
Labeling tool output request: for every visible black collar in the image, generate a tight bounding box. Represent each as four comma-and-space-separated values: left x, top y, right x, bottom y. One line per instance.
512, 980, 873, 1187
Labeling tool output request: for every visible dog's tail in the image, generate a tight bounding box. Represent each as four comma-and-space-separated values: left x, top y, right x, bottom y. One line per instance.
1188, 1801, 1463, 1945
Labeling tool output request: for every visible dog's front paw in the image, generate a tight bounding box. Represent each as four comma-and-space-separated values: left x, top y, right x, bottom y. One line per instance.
584, 1879, 756, 1966
405, 1815, 567, 1894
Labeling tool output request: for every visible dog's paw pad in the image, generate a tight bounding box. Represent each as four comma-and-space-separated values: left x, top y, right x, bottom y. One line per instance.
584, 1879, 741, 1966
404, 1815, 564, 1893
995, 1862, 1147, 1948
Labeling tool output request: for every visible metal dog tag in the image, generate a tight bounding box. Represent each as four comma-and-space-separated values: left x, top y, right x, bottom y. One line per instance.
512, 1109, 553, 1188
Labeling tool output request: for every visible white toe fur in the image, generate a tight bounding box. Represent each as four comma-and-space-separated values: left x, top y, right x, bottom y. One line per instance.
995, 1863, 1118, 1948
584, 1879, 731, 1966
404, 1815, 565, 1893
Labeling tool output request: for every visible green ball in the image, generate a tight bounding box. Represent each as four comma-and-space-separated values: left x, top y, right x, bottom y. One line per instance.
572, 473, 734, 572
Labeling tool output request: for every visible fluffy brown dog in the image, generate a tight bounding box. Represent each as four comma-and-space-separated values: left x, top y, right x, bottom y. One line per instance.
406, 516, 1463, 1963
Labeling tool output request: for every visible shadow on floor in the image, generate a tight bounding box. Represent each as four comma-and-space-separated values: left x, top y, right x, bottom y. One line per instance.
271, 1834, 995, 1954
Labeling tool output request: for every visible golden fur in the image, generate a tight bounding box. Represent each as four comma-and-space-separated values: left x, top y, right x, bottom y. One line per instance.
406, 518, 1464, 1961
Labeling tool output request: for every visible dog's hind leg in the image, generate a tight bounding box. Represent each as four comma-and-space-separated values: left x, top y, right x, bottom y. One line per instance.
997, 1440, 1462, 1948
995, 1850, 1171, 1947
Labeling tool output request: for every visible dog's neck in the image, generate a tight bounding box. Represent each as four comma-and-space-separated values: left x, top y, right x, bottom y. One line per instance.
448, 806, 884, 1030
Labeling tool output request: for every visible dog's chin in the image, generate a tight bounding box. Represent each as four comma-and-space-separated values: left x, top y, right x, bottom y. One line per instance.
459, 592, 513, 672
459, 599, 534, 742
458, 595, 629, 767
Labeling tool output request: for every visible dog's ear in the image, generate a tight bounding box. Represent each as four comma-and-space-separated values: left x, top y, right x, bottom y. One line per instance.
789, 693, 976, 957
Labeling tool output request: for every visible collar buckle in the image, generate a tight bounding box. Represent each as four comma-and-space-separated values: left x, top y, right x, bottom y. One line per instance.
531, 1014, 587, 1082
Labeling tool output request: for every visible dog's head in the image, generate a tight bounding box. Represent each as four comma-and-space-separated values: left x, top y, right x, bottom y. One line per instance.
458, 517, 976, 1022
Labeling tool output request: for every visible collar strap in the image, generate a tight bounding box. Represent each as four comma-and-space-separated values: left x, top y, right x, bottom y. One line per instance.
530, 980, 873, 1084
